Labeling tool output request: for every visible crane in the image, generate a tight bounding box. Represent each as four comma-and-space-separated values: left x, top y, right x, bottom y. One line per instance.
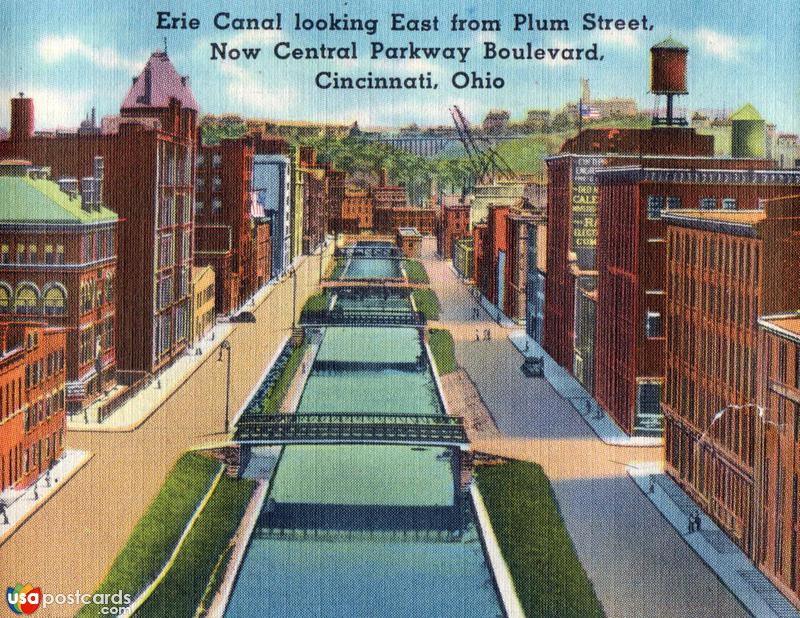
449, 105, 517, 182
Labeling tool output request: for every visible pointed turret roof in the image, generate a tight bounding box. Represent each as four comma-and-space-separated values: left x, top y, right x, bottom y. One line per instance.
730, 103, 764, 122
121, 50, 198, 113
652, 36, 688, 51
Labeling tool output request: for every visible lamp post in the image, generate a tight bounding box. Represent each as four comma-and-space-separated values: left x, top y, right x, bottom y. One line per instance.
217, 340, 232, 435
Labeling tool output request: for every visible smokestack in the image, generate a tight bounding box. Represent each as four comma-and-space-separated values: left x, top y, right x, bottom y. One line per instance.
57, 178, 79, 199
80, 177, 95, 211
93, 156, 104, 211
10, 93, 34, 141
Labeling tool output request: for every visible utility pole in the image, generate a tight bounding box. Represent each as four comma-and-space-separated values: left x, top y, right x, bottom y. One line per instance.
218, 340, 232, 434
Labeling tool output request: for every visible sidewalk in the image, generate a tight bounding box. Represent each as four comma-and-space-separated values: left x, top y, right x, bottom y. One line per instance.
68, 245, 330, 432
0, 449, 91, 546
508, 330, 662, 447
628, 461, 800, 618
69, 320, 235, 432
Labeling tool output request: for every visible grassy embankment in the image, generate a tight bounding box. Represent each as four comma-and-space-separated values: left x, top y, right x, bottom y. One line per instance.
428, 328, 457, 375
412, 288, 440, 321
78, 453, 255, 617
475, 461, 605, 618
402, 259, 429, 284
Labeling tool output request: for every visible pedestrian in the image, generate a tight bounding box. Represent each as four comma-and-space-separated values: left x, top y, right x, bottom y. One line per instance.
33, 482, 38, 501
585, 400, 592, 417
694, 511, 702, 532
0, 498, 8, 525
648, 478, 655, 494
688, 514, 695, 534
524, 340, 529, 353
475, 329, 480, 342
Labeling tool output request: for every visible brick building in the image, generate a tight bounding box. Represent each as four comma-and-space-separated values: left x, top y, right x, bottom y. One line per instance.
0, 322, 67, 492
436, 200, 470, 259
195, 138, 272, 314
189, 266, 215, 345
543, 127, 714, 373
662, 193, 800, 555
339, 188, 373, 233
476, 204, 509, 308
594, 161, 790, 436
252, 138, 292, 279
755, 313, 800, 607
0, 50, 198, 375
0, 161, 117, 412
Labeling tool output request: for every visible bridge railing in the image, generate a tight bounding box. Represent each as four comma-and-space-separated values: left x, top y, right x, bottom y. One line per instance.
300, 310, 426, 327
334, 247, 402, 259
234, 413, 468, 445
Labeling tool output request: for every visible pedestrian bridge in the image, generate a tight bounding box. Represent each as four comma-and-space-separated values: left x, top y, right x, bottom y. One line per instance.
300, 309, 426, 328
335, 246, 402, 259
233, 413, 469, 448
322, 279, 424, 289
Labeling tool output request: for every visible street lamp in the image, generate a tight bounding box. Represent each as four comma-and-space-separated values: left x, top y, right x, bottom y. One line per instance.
217, 340, 232, 435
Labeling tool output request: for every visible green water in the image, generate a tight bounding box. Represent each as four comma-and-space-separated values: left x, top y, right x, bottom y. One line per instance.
226, 266, 502, 618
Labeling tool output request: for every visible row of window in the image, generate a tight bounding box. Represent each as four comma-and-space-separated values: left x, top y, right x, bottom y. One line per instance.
671, 231, 761, 283
80, 275, 114, 314
647, 195, 740, 220
1, 428, 64, 492
81, 230, 115, 263
195, 197, 222, 213
159, 192, 193, 227
1, 243, 65, 265
24, 389, 65, 433
78, 318, 114, 367
25, 350, 65, 391
0, 283, 68, 316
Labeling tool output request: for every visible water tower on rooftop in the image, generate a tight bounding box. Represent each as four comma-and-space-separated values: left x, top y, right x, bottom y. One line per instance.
731, 103, 766, 158
650, 37, 689, 127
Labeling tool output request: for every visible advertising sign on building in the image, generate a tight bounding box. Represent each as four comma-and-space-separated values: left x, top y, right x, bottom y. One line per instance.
571, 156, 605, 270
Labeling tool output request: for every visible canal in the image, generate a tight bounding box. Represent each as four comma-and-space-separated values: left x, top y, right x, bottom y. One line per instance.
225, 254, 503, 617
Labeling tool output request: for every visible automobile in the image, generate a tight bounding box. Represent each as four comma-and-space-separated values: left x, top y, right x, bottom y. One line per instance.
230, 311, 257, 323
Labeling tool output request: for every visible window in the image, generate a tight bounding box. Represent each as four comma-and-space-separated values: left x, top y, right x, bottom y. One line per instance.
722, 198, 737, 211
79, 328, 94, 365
15, 285, 39, 315
195, 200, 204, 214
43, 286, 66, 316
212, 197, 221, 212
16, 243, 25, 264
666, 196, 681, 210
105, 272, 114, 303
103, 316, 113, 350
56, 244, 64, 265
647, 196, 664, 220
700, 198, 716, 210
0, 286, 10, 311
646, 311, 663, 338
0, 244, 9, 263
44, 244, 54, 264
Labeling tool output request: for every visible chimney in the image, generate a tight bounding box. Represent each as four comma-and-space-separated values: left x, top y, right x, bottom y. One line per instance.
92, 156, 104, 211
10, 93, 34, 141
80, 177, 95, 211
57, 177, 79, 199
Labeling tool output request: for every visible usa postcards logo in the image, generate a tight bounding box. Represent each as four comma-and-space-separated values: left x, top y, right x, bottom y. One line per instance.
6, 584, 41, 614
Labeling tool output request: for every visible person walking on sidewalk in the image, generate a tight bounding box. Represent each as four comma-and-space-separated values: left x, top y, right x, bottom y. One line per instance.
694, 511, 702, 532
688, 514, 695, 534
0, 498, 8, 525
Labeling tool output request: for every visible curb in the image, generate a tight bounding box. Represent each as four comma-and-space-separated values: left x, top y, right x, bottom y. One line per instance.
471, 483, 525, 618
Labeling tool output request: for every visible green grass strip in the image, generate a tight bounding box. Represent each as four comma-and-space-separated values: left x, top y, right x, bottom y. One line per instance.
475, 461, 605, 618
137, 472, 255, 617
260, 343, 306, 414
428, 328, 457, 375
412, 288, 440, 321
77, 454, 222, 617
402, 259, 429, 284
301, 291, 328, 315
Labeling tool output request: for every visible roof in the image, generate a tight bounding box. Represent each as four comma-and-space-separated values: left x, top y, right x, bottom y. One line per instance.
397, 227, 422, 237
121, 51, 198, 113
0, 176, 117, 224
730, 103, 763, 122
652, 36, 688, 51
662, 209, 766, 226
759, 313, 800, 342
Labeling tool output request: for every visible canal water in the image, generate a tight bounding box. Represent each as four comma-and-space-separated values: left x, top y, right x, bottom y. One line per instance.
225, 256, 503, 617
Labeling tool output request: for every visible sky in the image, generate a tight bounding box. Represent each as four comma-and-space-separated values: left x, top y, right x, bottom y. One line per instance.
0, 0, 798, 132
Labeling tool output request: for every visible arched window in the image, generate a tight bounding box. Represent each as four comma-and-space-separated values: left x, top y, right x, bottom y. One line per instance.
0, 284, 11, 311
43, 285, 67, 316
15, 285, 39, 315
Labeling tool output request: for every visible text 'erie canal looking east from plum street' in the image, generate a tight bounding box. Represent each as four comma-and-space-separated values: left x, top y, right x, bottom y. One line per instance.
224, 252, 504, 617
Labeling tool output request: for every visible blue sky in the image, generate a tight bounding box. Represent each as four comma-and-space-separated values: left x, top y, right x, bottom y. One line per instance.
0, 0, 797, 132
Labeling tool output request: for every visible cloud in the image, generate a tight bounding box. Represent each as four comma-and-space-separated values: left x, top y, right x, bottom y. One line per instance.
220, 63, 297, 114
693, 28, 746, 60
36, 35, 144, 73
0, 87, 93, 129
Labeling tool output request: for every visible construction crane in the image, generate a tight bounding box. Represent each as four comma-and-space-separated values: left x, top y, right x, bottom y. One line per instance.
449, 105, 517, 182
